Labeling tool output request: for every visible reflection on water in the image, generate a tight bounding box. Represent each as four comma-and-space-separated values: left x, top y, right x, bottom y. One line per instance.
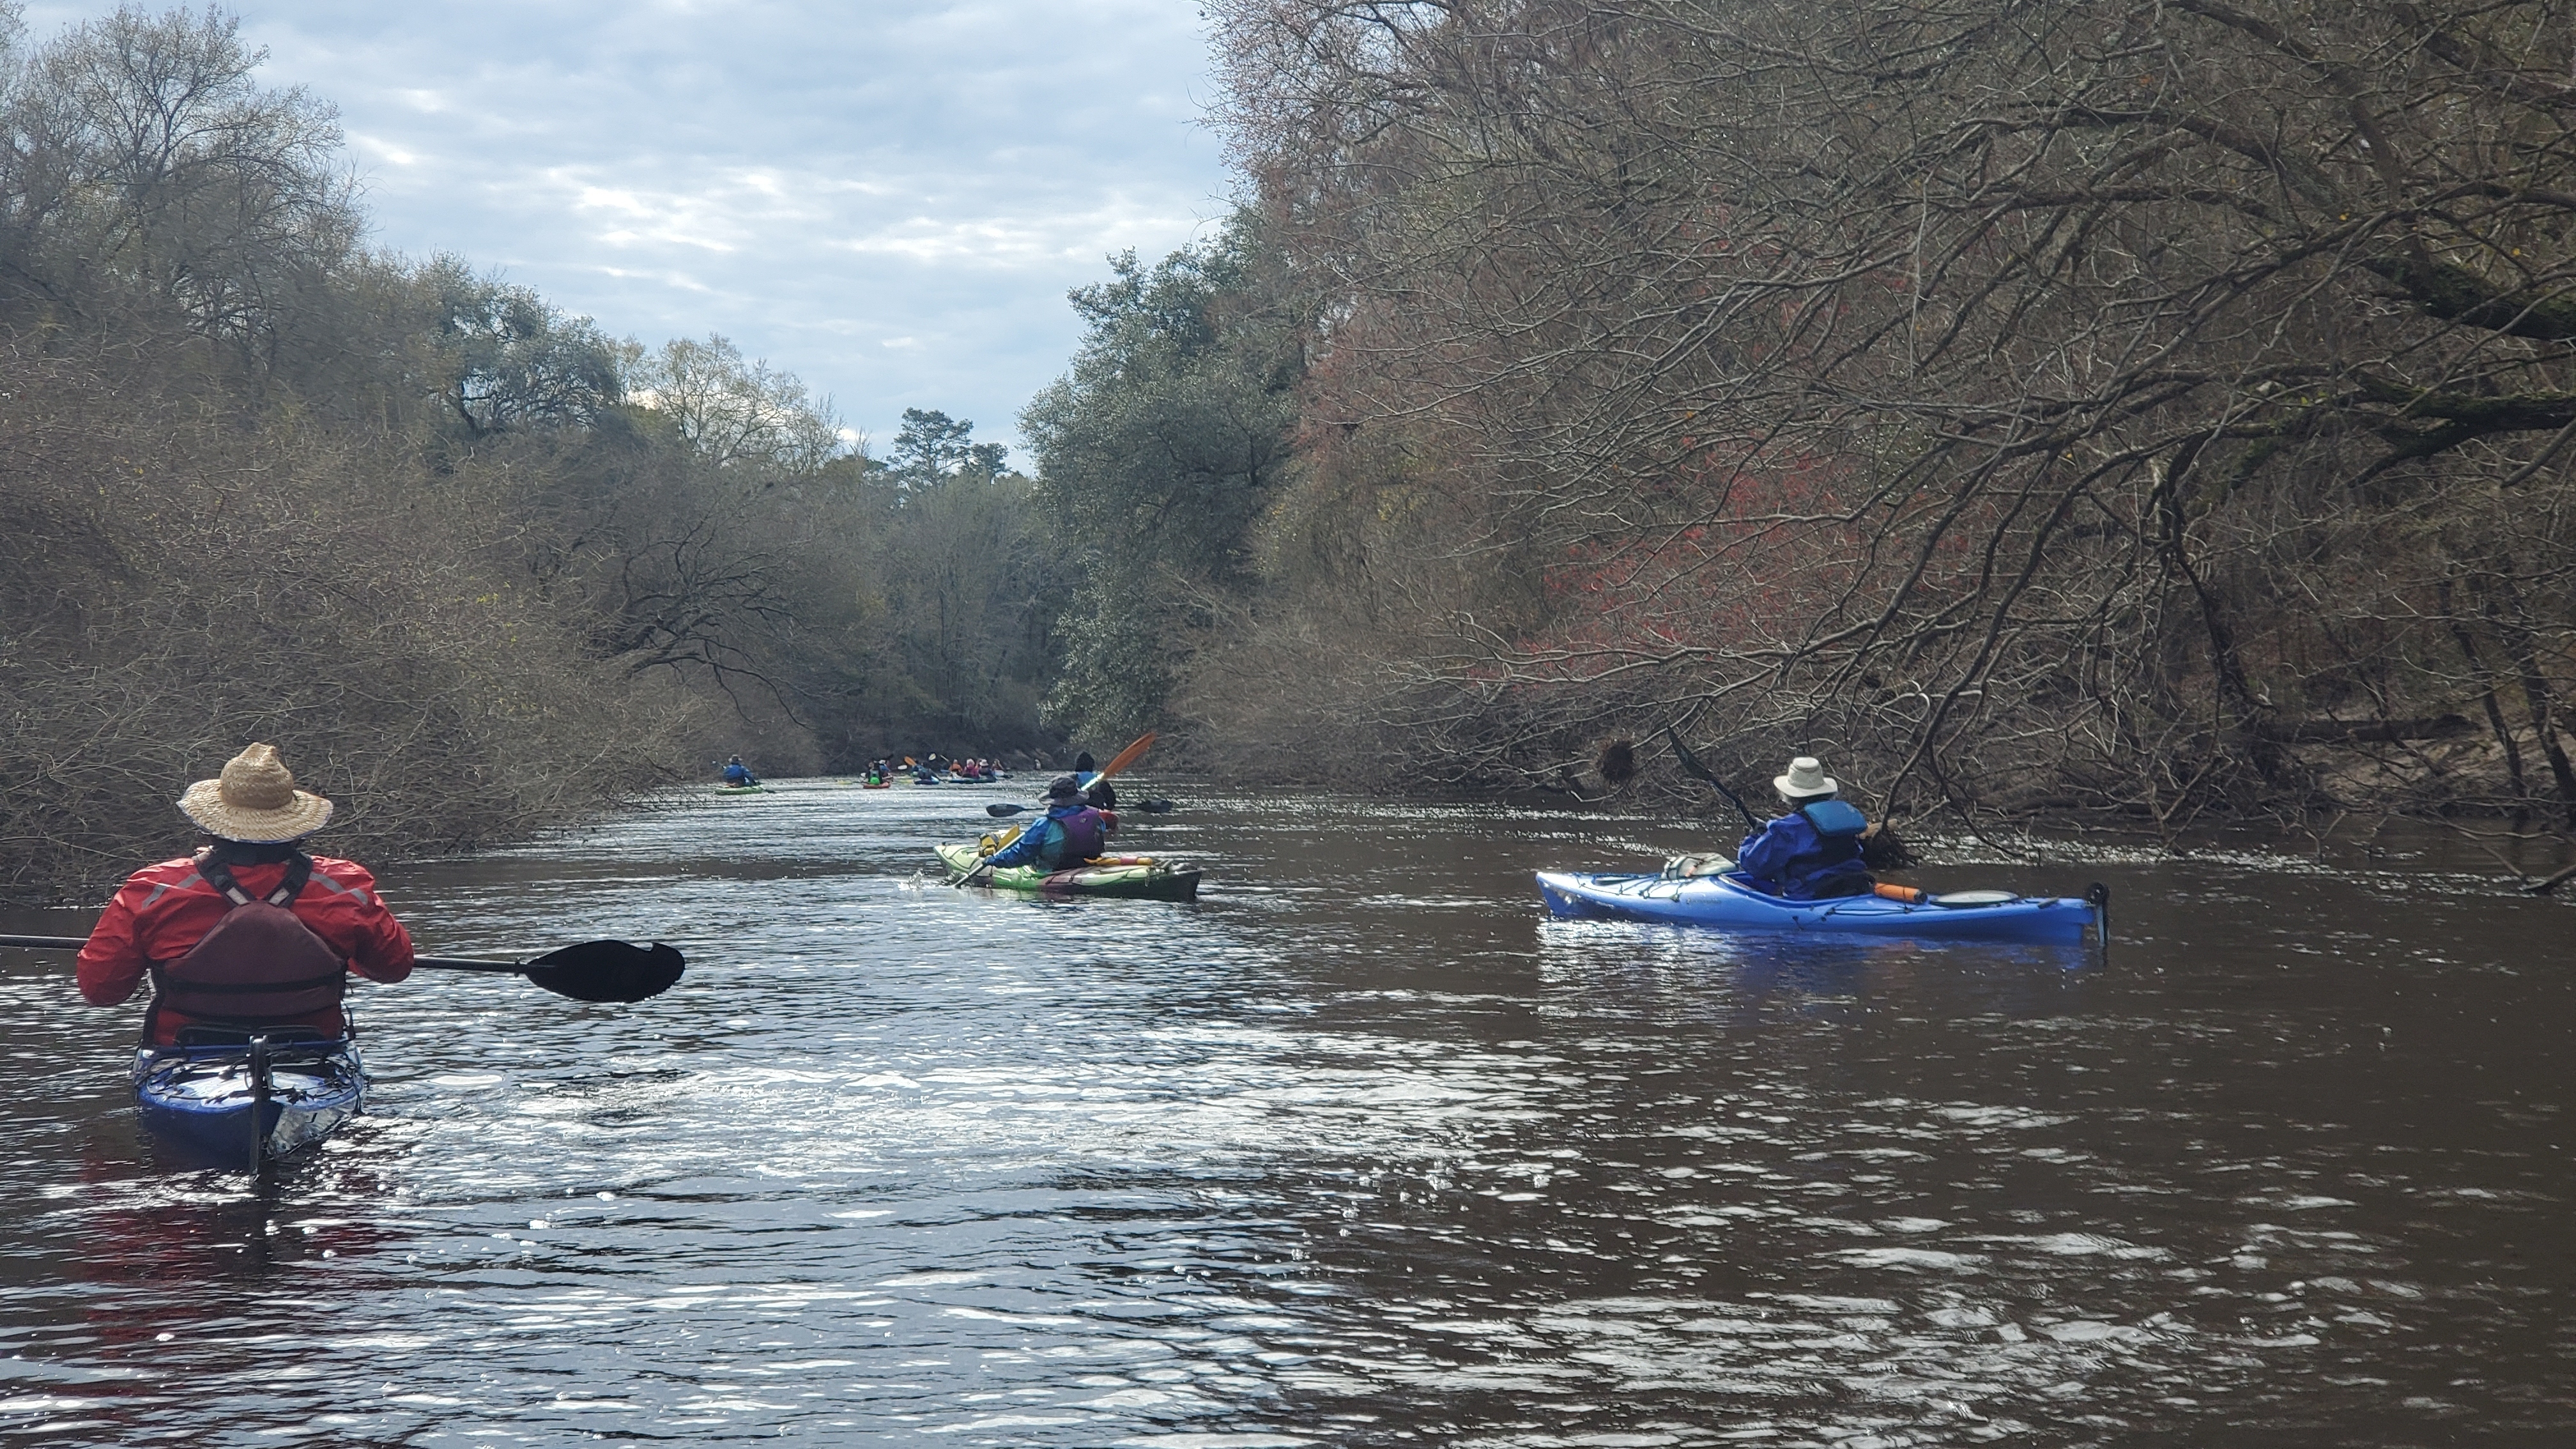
3, 781, 2571, 1444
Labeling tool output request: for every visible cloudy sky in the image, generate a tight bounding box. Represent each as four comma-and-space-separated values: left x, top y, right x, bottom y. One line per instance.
21, 0, 1234, 462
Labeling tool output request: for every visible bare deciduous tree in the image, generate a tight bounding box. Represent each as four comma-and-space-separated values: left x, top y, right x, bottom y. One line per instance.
1204, 0, 2576, 827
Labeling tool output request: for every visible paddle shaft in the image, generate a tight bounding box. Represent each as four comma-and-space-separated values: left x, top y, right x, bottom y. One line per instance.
1663, 728, 1759, 829
988, 797, 1172, 818
4, 933, 598, 979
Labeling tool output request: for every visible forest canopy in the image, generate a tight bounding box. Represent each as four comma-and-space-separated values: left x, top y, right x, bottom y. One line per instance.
11, 0, 2576, 894
1032, 0, 2576, 833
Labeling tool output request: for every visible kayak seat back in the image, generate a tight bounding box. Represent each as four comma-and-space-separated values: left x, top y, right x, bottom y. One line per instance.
172, 1025, 339, 1048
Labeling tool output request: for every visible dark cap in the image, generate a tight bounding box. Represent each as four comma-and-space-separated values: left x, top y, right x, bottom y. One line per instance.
1046, 773, 1083, 799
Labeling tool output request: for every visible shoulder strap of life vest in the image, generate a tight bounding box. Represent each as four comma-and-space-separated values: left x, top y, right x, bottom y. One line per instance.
1798, 799, 1870, 838
197, 852, 315, 907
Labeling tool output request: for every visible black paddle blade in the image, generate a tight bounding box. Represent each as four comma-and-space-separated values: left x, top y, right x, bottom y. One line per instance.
986, 801, 1031, 817
521, 940, 686, 1003
1137, 799, 1175, 813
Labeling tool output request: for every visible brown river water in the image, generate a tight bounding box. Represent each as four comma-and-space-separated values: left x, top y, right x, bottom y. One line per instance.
2, 779, 2571, 1446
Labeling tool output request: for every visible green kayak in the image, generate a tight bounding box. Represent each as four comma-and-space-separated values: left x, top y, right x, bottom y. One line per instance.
716, 784, 769, 795
935, 843, 1200, 901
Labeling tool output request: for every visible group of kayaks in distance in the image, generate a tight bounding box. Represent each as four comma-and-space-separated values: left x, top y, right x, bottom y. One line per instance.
719, 753, 1021, 793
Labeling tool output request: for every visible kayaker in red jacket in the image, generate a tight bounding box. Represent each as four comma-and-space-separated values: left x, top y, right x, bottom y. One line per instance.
77, 743, 416, 1048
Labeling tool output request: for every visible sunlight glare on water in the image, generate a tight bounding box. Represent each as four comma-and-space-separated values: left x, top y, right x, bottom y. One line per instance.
3, 779, 2571, 1445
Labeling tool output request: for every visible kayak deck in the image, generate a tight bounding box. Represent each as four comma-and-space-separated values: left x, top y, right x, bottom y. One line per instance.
1537, 869, 2102, 944
134, 1036, 364, 1167
936, 843, 1200, 901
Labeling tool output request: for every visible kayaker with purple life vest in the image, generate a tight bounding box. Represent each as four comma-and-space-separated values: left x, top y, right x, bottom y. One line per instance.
74, 743, 417, 1048
1735, 756, 1877, 900
980, 773, 1114, 872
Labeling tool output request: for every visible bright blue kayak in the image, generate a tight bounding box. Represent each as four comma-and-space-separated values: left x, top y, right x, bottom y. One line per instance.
133, 1035, 364, 1170
1537, 869, 2106, 944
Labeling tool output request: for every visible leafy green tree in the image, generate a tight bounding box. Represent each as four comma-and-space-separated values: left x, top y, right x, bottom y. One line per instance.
1020, 213, 1305, 740
888, 407, 1009, 487
421, 257, 627, 436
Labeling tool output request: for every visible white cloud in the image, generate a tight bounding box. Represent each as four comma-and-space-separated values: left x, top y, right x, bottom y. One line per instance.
19, 0, 1232, 463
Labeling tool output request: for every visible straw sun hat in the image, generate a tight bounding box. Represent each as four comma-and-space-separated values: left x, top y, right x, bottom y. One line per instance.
178, 743, 334, 843
1773, 756, 1840, 800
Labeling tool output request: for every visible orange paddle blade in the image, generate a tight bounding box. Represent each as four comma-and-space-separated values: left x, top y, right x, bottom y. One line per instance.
1094, 731, 1158, 781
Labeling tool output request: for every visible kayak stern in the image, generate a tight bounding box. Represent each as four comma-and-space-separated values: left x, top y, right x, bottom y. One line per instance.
133, 1036, 365, 1167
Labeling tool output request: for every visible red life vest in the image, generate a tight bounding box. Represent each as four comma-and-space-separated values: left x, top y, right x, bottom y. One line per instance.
144, 855, 350, 1044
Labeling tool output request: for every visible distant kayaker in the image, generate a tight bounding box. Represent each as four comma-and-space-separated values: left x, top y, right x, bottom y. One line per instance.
1735, 756, 1878, 900
979, 774, 1114, 873
75, 743, 417, 1048
1072, 750, 1118, 811
721, 756, 758, 787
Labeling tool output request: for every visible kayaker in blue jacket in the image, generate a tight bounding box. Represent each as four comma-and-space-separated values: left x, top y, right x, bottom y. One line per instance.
981, 774, 1112, 872
1072, 750, 1117, 810
721, 756, 758, 787
1736, 756, 1876, 900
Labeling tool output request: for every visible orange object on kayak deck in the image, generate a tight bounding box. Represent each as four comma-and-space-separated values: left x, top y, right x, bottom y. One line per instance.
1873, 882, 1924, 904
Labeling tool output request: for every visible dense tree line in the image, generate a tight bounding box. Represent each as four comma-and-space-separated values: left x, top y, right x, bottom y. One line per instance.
0, 5, 1057, 892
17, 0, 2575, 893
1031, 0, 2576, 834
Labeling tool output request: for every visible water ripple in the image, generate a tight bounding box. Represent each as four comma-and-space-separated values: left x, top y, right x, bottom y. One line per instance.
2, 781, 2570, 1443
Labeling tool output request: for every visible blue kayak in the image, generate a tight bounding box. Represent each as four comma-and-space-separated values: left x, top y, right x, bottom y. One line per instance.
1537, 869, 2105, 944
133, 1034, 364, 1170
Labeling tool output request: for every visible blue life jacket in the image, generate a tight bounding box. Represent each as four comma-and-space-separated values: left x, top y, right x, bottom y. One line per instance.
1798, 799, 1869, 837
1737, 800, 1872, 900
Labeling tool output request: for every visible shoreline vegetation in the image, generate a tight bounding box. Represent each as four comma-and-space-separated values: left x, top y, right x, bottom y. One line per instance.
1089, 0, 2576, 856
0, 7, 1064, 895
7, 3, 2575, 896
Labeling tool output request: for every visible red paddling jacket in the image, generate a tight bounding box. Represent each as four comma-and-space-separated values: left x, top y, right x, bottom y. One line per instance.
77, 848, 416, 1047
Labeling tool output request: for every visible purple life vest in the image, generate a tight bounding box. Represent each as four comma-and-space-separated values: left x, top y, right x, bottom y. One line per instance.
1043, 806, 1107, 866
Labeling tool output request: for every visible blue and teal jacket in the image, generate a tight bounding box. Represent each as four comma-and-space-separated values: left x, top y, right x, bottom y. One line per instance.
1736, 800, 1872, 900
985, 804, 1108, 871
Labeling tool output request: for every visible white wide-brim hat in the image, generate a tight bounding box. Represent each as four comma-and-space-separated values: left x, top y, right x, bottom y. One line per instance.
1774, 756, 1839, 799
178, 742, 335, 842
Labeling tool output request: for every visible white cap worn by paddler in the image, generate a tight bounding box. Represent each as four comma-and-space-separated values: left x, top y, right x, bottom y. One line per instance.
1774, 756, 1839, 800
178, 742, 335, 843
